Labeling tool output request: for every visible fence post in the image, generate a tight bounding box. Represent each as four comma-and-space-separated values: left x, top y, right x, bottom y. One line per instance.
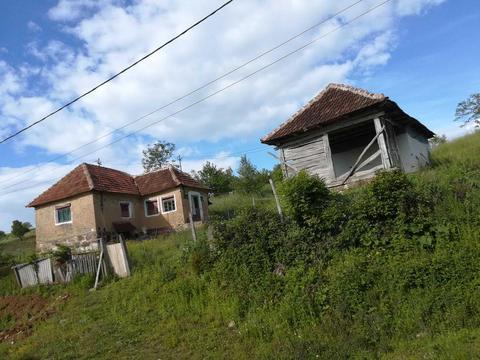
12, 266, 22, 287
269, 178, 284, 223
93, 248, 104, 290
189, 211, 197, 242
118, 234, 131, 277
99, 238, 109, 277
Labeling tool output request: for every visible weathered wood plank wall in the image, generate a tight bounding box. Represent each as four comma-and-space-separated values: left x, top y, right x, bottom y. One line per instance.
281, 135, 332, 181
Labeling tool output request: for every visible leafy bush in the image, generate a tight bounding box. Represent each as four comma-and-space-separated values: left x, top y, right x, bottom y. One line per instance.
279, 170, 330, 226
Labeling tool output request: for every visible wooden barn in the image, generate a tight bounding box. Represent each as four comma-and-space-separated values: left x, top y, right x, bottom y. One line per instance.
261, 84, 435, 187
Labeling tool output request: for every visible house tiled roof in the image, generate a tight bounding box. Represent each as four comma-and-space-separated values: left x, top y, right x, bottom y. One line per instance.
135, 166, 208, 196
262, 84, 386, 144
85, 164, 139, 195
27, 165, 92, 208
27, 164, 207, 208
134, 168, 178, 196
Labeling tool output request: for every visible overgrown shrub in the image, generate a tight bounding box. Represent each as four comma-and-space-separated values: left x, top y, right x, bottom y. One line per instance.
339, 170, 433, 249
279, 170, 330, 226
175, 133, 480, 357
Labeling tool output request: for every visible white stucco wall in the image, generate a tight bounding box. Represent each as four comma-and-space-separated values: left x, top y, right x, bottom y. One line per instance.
396, 127, 430, 173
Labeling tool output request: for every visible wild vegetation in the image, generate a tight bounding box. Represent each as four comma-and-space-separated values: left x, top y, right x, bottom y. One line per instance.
0, 131, 479, 359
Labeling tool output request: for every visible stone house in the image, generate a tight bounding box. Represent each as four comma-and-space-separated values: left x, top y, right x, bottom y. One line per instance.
27, 163, 209, 252
261, 84, 435, 187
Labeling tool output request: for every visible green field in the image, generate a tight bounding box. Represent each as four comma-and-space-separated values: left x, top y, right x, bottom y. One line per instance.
1, 132, 480, 359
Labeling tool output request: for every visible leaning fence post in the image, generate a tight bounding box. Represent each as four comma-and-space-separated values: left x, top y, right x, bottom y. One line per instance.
189, 211, 197, 242
269, 178, 284, 222
12, 266, 22, 288
118, 234, 131, 277
93, 248, 104, 290
99, 237, 109, 277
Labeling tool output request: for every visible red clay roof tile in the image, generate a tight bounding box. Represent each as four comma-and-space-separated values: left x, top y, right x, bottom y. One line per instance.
262, 84, 386, 144
27, 164, 207, 208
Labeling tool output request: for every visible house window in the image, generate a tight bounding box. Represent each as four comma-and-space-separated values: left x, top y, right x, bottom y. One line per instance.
55, 204, 72, 224
120, 202, 132, 218
145, 198, 159, 216
161, 196, 176, 213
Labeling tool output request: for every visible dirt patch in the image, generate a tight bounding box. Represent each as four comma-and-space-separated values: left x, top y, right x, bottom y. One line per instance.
0, 293, 70, 343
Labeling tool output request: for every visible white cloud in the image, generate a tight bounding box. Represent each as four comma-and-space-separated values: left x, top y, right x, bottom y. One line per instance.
27, 21, 42, 32
395, 0, 446, 16
48, 0, 105, 22
0, 0, 447, 230
2, 0, 446, 151
182, 151, 239, 173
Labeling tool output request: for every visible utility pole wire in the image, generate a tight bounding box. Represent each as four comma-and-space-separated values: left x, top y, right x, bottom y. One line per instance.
0, 0, 391, 198
0, 146, 267, 194
0, 0, 365, 188
0, 0, 235, 145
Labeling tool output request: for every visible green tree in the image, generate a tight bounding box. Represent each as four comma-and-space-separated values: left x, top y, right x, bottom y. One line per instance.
456, 93, 480, 128
235, 155, 263, 194
11, 220, 30, 240
0, 231, 6, 239
196, 161, 234, 195
271, 163, 283, 183
234, 156, 274, 194
142, 140, 175, 173
430, 134, 447, 147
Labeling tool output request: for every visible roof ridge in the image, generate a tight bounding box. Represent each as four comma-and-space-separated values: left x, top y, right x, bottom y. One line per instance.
261, 83, 387, 143
82, 164, 95, 190
326, 83, 385, 100
85, 163, 134, 178
168, 165, 181, 186
133, 166, 170, 178
261, 86, 331, 142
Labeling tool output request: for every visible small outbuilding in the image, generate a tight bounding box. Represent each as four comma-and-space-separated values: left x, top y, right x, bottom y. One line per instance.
261, 84, 435, 187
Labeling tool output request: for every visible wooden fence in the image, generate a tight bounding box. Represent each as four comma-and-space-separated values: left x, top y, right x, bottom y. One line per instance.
12, 258, 54, 288
54, 252, 99, 284
12, 238, 131, 288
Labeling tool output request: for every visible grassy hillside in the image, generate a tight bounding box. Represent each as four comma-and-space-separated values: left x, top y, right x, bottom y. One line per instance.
1, 131, 480, 359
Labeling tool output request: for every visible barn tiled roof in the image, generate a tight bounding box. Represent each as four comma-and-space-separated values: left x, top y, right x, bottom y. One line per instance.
27, 164, 207, 208
262, 84, 387, 144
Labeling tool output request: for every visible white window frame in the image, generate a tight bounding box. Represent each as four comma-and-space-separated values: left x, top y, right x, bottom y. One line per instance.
160, 193, 177, 214
54, 204, 73, 226
188, 191, 204, 221
144, 197, 160, 217
119, 201, 133, 219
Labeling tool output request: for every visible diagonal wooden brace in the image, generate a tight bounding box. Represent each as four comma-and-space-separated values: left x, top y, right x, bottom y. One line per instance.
341, 125, 385, 185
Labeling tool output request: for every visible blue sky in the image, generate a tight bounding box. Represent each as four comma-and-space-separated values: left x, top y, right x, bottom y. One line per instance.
0, 0, 478, 231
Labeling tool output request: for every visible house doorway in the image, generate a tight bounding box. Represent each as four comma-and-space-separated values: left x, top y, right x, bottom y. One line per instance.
188, 192, 203, 222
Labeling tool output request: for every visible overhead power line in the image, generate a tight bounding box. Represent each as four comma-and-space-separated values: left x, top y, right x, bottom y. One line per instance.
0, 0, 365, 188
0, 147, 268, 198
0, 0, 235, 144
0, 0, 391, 198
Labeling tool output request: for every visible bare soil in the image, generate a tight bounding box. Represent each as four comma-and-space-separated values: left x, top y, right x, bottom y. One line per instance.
0, 293, 69, 343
